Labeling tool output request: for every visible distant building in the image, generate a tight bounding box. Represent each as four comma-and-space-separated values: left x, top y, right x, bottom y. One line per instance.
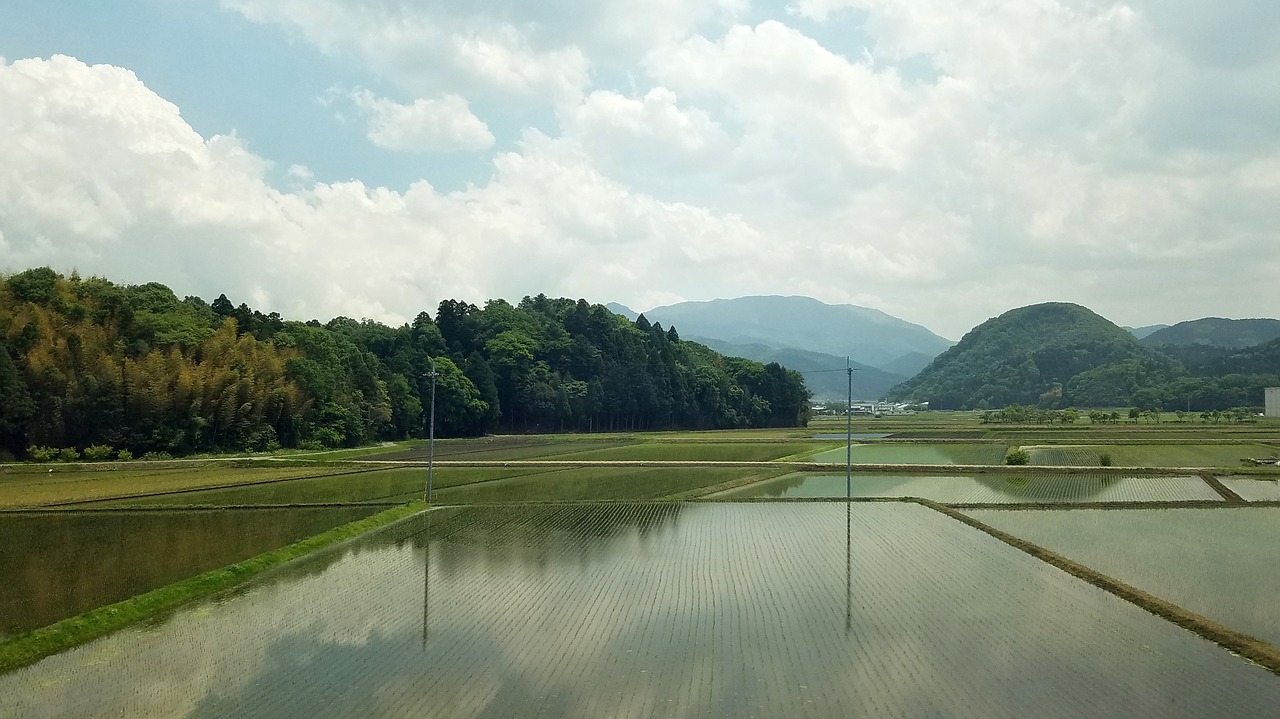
1267, 387, 1280, 417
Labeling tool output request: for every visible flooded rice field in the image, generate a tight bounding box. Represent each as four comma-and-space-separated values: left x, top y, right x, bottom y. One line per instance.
4, 503, 1279, 718
968, 506, 1280, 646
0, 506, 379, 639
713, 472, 1222, 503
1218, 476, 1280, 501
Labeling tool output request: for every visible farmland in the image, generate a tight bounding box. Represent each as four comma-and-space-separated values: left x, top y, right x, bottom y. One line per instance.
714, 472, 1224, 503
969, 507, 1280, 647
3, 411, 1280, 714
4, 503, 1280, 718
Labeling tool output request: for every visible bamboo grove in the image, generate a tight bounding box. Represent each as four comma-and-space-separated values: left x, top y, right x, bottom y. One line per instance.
0, 268, 811, 460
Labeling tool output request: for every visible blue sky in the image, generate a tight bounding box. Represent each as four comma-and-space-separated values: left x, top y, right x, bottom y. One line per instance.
2, 0, 1278, 338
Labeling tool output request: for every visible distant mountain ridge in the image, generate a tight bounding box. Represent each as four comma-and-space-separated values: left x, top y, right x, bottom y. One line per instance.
632, 296, 953, 372
1140, 317, 1280, 349
689, 337, 908, 401
1125, 324, 1169, 339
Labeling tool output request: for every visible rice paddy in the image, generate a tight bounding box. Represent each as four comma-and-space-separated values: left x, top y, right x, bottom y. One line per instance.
713, 472, 1223, 503
5, 414, 1280, 714
3, 503, 1279, 718
1217, 476, 1280, 502
1025, 443, 1274, 467
0, 506, 379, 639
968, 507, 1280, 647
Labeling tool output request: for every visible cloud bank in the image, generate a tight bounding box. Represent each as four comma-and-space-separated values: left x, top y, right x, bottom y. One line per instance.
3, 1, 1279, 337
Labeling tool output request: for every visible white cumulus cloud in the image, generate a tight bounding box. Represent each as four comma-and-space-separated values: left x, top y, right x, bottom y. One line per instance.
337, 89, 495, 153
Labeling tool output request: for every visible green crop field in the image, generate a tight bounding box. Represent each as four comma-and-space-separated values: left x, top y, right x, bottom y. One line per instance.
541, 440, 831, 462
807, 442, 1008, 465
0, 465, 356, 508
1025, 444, 1273, 467
5, 503, 1279, 717
970, 507, 1280, 647
435, 466, 789, 503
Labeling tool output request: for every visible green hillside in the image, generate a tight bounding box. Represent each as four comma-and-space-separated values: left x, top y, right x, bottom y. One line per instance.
1141, 317, 1280, 349
884, 303, 1179, 410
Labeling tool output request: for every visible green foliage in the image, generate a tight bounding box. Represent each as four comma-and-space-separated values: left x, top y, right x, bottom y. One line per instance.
139, 451, 173, 461
1005, 448, 1031, 465
1098, 452, 1113, 467
26, 445, 58, 462
116, 448, 133, 461
0, 268, 811, 460
57, 447, 80, 462
82, 444, 114, 461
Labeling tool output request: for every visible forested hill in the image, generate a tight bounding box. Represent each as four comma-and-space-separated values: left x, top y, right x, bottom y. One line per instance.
0, 268, 810, 460
1140, 317, 1280, 349
883, 303, 1179, 410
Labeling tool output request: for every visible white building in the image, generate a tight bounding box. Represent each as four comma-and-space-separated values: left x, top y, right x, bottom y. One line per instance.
1266, 387, 1280, 417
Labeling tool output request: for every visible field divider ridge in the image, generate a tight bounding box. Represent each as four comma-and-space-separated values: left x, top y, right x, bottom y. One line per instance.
1200, 473, 1245, 503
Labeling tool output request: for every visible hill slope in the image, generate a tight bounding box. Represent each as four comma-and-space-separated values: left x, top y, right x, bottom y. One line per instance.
639, 296, 953, 372
1141, 317, 1280, 349
884, 302, 1178, 410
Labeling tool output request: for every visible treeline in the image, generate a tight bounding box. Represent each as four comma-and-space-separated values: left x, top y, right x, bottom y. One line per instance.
0, 268, 810, 460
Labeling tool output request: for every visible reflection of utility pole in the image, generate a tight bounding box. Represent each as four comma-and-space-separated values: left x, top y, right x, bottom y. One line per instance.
422, 518, 430, 647
845, 501, 852, 635
425, 358, 438, 504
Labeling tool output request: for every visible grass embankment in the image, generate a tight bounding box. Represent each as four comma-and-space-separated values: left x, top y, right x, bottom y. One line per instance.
927, 500, 1280, 676
0, 503, 424, 674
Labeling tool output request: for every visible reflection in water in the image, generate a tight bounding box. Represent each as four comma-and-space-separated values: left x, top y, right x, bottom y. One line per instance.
720, 473, 1222, 503
0, 506, 378, 638
3, 503, 1280, 718
845, 501, 851, 635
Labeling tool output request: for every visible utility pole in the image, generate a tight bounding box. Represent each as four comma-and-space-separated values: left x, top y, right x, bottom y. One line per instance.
846, 358, 854, 499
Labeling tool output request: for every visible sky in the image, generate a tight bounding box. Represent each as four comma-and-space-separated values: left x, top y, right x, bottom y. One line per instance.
2, 0, 1278, 340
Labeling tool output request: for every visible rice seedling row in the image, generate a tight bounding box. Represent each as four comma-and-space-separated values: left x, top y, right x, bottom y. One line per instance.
1217, 476, 1280, 502
967, 506, 1280, 648
5, 504, 1280, 717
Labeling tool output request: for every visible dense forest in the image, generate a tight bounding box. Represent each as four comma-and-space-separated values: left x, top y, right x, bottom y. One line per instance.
886, 302, 1279, 412
0, 268, 810, 460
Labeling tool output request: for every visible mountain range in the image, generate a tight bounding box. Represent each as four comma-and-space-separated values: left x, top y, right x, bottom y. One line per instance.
608, 296, 955, 400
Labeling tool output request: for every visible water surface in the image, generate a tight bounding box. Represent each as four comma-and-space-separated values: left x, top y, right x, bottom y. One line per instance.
0, 506, 378, 638
714, 472, 1220, 503
4, 503, 1278, 718
968, 506, 1280, 646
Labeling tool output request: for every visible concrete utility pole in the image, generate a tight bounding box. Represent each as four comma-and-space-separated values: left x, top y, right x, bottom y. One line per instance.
846, 358, 854, 499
